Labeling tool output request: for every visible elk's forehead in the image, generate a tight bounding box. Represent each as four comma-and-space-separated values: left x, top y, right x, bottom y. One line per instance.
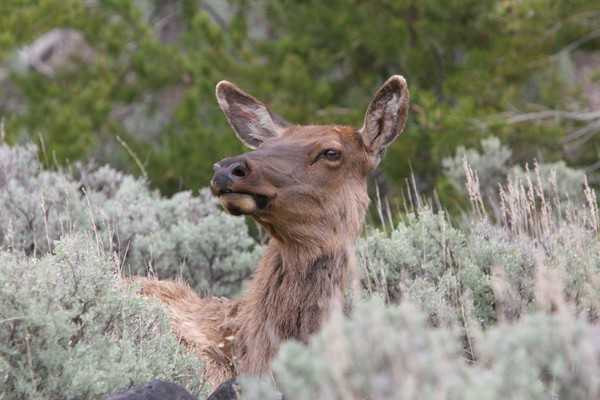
268, 125, 357, 147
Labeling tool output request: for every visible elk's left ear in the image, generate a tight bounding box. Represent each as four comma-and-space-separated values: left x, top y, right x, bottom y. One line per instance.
359, 75, 409, 165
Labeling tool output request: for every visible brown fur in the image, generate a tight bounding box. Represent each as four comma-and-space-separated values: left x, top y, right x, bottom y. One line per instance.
136, 76, 410, 386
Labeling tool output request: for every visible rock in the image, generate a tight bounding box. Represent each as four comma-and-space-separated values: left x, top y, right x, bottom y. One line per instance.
105, 379, 197, 400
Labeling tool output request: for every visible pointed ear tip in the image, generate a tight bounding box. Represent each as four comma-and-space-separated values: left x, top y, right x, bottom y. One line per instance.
215, 80, 234, 95
387, 75, 408, 89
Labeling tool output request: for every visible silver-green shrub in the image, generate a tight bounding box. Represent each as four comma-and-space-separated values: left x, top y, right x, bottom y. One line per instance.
0, 142, 263, 398
0, 143, 261, 297
442, 136, 585, 220
358, 210, 477, 327
468, 312, 600, 400
0, 143, 89, 255
81, 166, 262, 297
361, 137, 599, 327
3, 139, 600, 399
442, 136, 512, 199
358, 208, 499, 329
359, 204, 600, 329
241, 298, 466, 400
0, 234, 209, 399
243, 299, 600, 400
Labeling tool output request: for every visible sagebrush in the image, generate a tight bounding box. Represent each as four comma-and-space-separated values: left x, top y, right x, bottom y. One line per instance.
2, 140, 600, 399
0, 234, 208, 399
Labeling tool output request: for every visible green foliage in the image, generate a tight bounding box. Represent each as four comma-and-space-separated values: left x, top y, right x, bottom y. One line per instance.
358, 210, 474, 327
259, 0, 600, 199
266, 299, 465, 400
0, 234, 209, 399
0, 0, 249, 194
359, 148, 600, 333
0, 142, 261, 297
2, 135, 600, 398
1, 1, 599, 202
243, 299, 600, 400
443, 136, 586, 216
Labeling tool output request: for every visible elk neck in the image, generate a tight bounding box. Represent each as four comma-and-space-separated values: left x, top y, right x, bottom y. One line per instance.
233, 180, 370, 352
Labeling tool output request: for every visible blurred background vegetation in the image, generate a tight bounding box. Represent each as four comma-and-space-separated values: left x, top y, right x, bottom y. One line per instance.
1, 0, 599, 208
2, 2, 600, 398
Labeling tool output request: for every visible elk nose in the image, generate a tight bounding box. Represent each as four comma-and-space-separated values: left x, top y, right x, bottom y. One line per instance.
213, 160, 249, 179
212, 159, 250, 193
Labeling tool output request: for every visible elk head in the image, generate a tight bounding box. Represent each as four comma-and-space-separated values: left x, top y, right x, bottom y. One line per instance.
210, 76, 409, 249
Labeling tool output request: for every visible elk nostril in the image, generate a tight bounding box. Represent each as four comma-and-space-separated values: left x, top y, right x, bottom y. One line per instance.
231, 163, 247, 178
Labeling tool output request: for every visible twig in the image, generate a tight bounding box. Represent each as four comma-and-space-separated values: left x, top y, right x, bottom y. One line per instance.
40, 193, 52, 253
506, 110, 600, 125
82, 187, 103, 256
116, 135, 148, 180
472, 109, 600, 133
25, 333, 38, 396
0, 117, 5, 142
38, 132, 49, 169
562, 119, 600, 144
584, 159, 600, 174
202, 3, 228, 30
0, 316, 27, 323
374, 183, 388, 234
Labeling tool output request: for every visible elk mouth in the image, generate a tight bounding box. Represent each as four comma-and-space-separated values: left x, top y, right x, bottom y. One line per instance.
214, 189, 272, 216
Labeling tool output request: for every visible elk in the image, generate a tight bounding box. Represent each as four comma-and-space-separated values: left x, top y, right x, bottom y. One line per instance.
138, 75, 409, 387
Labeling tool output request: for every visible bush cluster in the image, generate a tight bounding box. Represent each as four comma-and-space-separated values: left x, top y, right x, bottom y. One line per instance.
242, 139, 600, 398
243, 299, 600, 400
0, 143, 262, 297
0, 234, 209, 399
2, 140, 600, 399
442, 136, 586, 218
0, 142, 260, 397
358, 205, 600, 331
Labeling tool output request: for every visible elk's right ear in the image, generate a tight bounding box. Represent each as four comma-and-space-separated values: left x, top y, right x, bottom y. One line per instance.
216, 81, 291, 149
359, 75, 409, 165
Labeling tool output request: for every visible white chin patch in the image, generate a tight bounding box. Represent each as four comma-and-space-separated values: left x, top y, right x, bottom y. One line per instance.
220, 194, 257, 216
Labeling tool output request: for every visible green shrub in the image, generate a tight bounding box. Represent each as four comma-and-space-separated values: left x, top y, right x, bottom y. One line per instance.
359, 208, 600, 330
2, 139, 600, 399
360, 151, 600, 329
465, 312, 600, 400
0, 143, 262, 297
0, 143, 88, 256
358, 210, 476, 327
242, 299, 600, 400
0, 234, 209, 399
0, 141, 262, 397
269, 299, 465, 400
443, 136, 586, 219
442, 136, 513, 200
81, 166, 263, 297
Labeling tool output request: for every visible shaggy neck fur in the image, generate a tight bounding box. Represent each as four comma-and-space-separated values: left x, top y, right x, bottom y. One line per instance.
231, 184, 369, 375
232, 245, 349, 374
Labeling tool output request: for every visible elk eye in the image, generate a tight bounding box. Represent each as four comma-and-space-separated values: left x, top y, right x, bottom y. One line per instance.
320, 149, 341, 161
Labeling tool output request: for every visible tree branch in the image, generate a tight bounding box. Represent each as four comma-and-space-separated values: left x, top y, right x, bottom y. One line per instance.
528, 28, 600, 69
506, 110, 600, 124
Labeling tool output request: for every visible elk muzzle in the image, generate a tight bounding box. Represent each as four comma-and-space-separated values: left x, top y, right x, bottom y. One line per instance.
210, 156, 273, 216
